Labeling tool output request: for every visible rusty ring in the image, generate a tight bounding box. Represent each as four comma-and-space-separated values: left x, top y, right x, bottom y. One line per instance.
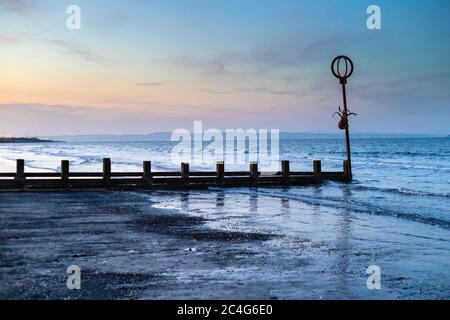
331, 55, 354, 81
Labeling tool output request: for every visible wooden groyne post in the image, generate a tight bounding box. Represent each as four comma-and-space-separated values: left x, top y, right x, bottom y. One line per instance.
281, 160, 290, 183
343, 160, 351, 182
0, 159, 350, 190
181, 162, 189, 186
216, 161, 225, 183
313, 160, 322, 182
103, 158, 111, 187
143, 161, 152, 185
61, 160, 69, 186
250, 162, 259, 182
15, 159, 25, 186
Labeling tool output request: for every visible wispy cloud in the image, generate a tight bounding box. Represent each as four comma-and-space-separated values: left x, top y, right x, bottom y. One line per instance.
0, 103, 153, 135
204, 86, 306, 98
133, 82, 165, 87
354, 72, 450, 99
44, 39, 112, 64
5, 35, 114, 64
0, 102, 220, 135
167, 55, 228, 75
165, 34, 357, 80
0, 0, 37, 16
0, 35, 20, 43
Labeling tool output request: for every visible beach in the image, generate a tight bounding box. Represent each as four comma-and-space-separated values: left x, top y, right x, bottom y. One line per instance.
0, 189, 448, 300
0, 138, 449, 299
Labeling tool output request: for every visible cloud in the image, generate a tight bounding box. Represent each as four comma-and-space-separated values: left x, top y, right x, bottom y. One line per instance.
0, 35, 20, 43
204, 86, 306, 98
3, 35, 114, 64
0, 34, 112, 64
44, 39, 112, 64
353, 72, 450, 104
0, 103, 151, 136
133, 82, 165, 87
0, 102, 217, 135
0, 0, 37, 15
393, 73, 450, 89
164, 34, 359, 81
164, 36, 352, 99
168, 55, 228, 75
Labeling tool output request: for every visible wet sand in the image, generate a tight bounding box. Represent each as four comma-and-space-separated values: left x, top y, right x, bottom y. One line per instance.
0, 191, 448, 299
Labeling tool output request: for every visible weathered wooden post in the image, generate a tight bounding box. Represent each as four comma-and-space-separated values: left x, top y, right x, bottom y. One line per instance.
331, 56, 356, 181
250, 162, 258, 182
61, 160, 69, 181
103, 158, 111, 187
343, 160, 351, 182
216, 161, 224, 182
281, 160, 290, 179
143, 161, 152, 186
15, 159, 25, 186
313, 160, 322, 181
181, 163, 189, 185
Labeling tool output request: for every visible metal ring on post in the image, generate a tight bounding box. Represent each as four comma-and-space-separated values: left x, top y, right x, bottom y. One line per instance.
331, 55, 354, 84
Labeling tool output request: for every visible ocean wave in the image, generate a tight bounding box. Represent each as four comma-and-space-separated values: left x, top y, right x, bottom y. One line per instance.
351, 185, 450, 199
219, 187, 450, 230
352, 160, 450, 172
323, 149, 450, 157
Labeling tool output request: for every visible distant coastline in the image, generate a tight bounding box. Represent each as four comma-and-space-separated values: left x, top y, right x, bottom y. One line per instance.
1, 133, 444, 144
0, 137, 56, 144
42, 132, 445, 143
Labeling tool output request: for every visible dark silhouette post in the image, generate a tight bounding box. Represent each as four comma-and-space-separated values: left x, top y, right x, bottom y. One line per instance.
331, 56, 357, 181
61, 160, 69, 181
103, 158, 111, 187
15, 159, 25, 184
313, 160, 322, 181
281, 160, 290, 179
143, 161, 152, 186
216, 161, 224, 182
250, 162, 259, 182
181, 162, 189, 179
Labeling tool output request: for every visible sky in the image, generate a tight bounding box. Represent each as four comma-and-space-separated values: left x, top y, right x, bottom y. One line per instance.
0, 0, 449, 136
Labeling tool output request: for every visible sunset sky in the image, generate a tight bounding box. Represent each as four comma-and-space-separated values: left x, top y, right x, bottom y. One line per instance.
0, 0, 449, 136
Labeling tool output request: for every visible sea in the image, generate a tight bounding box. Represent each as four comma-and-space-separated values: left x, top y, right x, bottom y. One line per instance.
0, 137, 449, 298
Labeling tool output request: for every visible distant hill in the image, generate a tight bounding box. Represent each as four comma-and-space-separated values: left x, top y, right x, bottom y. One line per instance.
44, 132, 172, 142
43, 132, 441, 142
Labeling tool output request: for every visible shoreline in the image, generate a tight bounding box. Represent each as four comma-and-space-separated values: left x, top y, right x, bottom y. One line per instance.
0, 158, 55, 173
0, 190, 448, 299
0, 159, 16, 172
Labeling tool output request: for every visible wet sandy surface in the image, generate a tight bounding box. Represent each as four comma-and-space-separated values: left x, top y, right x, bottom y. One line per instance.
0, 191, 448, 299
